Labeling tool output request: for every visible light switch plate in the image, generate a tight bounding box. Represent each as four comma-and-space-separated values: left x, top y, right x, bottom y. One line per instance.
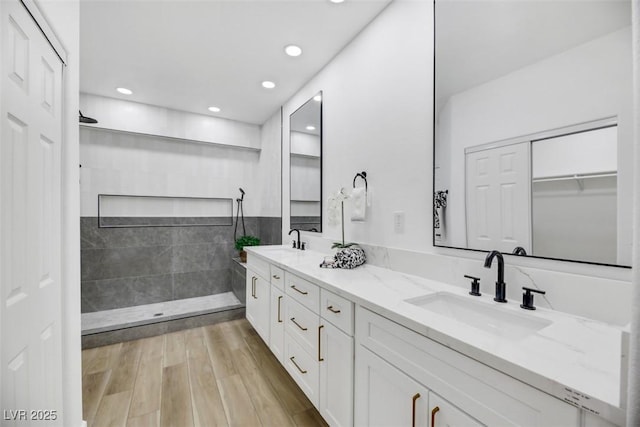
393, 211, 405, 233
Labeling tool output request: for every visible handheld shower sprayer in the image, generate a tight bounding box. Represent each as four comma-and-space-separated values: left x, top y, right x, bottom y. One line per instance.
234, 188, 246, 240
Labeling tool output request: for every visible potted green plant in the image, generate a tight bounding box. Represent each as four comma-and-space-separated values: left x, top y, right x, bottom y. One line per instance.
235, 235, 260, 263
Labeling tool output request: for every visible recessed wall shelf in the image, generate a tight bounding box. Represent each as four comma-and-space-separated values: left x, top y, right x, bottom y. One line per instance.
291, 152, 320, 160
98, 194, 234, 228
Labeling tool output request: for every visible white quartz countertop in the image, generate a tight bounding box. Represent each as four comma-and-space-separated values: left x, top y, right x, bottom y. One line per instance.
246, 245, 625, 424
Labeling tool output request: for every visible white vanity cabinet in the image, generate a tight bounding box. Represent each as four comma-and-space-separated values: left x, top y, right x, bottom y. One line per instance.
269, 285, 285, 362
355, 306, 581, 427
246, 257, 271, 344
269, 265, 286, 362
319, 290, 354, 427
246, 271, 270, 343
281, 272, 355, 427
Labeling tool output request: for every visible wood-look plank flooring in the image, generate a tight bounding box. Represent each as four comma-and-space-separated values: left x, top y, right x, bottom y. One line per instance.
82, 318, 328, 427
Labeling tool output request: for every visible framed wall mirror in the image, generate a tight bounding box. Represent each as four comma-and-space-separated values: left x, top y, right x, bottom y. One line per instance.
433, 0, 632, 267
290, 91, 322, 232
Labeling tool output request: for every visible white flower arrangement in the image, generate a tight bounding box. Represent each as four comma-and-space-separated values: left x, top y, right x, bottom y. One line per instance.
327, 188, 355, 249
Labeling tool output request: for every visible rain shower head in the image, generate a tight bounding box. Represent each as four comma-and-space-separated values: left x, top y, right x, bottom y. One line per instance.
79, 110, 98, 124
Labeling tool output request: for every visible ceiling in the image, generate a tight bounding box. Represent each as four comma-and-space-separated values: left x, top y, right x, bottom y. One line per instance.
80, 0, 392, 125
436, 0, 631, 109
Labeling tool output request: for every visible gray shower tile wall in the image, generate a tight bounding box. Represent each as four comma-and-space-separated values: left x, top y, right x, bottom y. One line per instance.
81, 216, 281, 313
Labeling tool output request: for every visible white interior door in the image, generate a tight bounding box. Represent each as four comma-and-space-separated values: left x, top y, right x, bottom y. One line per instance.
465, 142, 531, 253
1, 0, 64, 422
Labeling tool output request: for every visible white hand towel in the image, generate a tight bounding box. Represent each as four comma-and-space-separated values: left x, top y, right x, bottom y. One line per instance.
350, 187, 366, 221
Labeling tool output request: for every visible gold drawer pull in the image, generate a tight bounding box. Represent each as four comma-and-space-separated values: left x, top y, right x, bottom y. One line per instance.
290, 285, 308, 295
431, 406, 440, 426
277, 296, 283, 323
273, 274, 281, 280
412, 393, 421, 427
318, 325, 324, 362
289, 356, 307, 374
290, 317, 307, 331
327, 305, 341, 314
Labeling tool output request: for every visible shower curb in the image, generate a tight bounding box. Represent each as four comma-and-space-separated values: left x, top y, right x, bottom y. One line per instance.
81, 306, 245, 349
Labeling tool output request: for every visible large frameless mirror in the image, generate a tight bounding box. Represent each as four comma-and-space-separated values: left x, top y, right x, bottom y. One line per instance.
433, 0, 632, 267
290, 91, 322, 232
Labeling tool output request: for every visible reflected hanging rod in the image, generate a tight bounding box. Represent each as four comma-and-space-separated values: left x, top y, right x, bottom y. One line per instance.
532, 171, 617, 184
353, 171, 367, 191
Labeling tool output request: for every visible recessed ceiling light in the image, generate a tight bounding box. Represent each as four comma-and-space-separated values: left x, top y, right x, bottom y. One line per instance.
329, 0, 345, 3
313, 94, 322, 102
262, 81, 276, 89
306, 125, 316, 131
285, 44, 303, 57
208, 106, 221, 113
116, 87, 133, 95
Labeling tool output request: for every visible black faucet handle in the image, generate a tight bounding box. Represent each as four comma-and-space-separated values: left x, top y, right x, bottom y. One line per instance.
463, 275, 481, 296
521, 286, 545, 310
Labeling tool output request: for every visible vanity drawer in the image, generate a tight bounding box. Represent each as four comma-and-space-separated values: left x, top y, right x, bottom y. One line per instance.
270, 265, 285, 290
356, 306, 580, 427
286, 273, 320, 313
320, 289, 354, 336
247, 254, 269, 280
285, 332, 319, 407
286, 296, 320, 357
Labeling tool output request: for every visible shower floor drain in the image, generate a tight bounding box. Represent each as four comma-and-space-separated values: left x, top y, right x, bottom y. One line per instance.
153, 312, 164, 317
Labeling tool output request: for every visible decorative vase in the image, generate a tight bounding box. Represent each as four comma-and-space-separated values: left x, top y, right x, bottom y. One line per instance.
239, 250, 247, 263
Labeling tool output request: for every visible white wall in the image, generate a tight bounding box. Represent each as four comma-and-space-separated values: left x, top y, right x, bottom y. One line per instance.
280, 0, 633, 325
440, 27, 633, 264
282, 0, 433, 251
80, 127, 262, 216
80, 95, 282, 219
256, 108, 282, 217
291, 131, 320, 156
35, 0, 82, 426
81, 93, 261, 149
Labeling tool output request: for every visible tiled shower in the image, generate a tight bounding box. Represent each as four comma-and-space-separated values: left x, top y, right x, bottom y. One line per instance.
78, 123, 282, 347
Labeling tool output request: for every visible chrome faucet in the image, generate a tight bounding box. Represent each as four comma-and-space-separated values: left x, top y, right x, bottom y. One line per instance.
288, 228, 301, 249
484, 250, 507, 303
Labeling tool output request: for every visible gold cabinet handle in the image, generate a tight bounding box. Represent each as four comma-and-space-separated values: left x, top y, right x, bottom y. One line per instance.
431, 406, 440, 426
289, 356, 307, 374
290, 317, 308, 331
273, 274, 281, 280
252, 277, 257, 299
277, 296, 283, 323
318, 325, 324, 362
412, 393, 421, 427
290, 285, 308, 295
327, 305, 341, 314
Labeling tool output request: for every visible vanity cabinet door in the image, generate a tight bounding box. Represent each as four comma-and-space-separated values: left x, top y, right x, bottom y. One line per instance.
319, 321, 353, 427
355, 345, 429, 427
270, 285, 285, 364
246, 269, 270, 344
428, 392, 483, 427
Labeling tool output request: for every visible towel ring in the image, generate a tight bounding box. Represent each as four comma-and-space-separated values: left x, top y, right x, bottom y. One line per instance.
353, 171, 367, 191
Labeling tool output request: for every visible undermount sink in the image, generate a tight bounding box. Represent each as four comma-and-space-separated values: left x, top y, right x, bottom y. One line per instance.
405, 292, 552, 340
259, 246, 300, 255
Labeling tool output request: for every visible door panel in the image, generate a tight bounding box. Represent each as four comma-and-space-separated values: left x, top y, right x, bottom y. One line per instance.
1, 0, 64, 419
466, 142, 530, 252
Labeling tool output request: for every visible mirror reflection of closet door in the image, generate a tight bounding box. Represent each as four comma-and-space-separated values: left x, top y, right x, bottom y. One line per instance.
465, 142, 531, 252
